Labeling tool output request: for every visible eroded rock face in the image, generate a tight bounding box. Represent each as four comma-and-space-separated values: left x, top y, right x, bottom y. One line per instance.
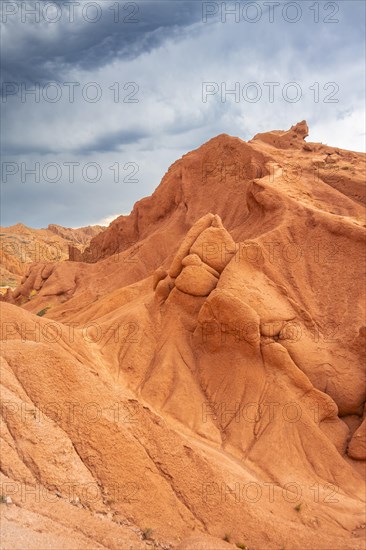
1, 123, 365, 550
196, 288, 261, 351
148, 213, 365, 487
348, 417, 366, 460
153, 214, 234, 300
175, 265, 218, 296
152, 267, 168, 290
190, 226, 236, 273
168, 213, 216, 278
0, 223, 104, 288
155, 274, 174, 303
11, 262, 77, 301
251, 119, 310, 149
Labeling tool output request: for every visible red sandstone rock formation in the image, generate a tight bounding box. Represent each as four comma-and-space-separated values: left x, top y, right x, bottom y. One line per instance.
1, 123, 365, 549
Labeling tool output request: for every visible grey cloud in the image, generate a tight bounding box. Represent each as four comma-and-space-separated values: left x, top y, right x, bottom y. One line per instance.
1, 1, 203, 85
75, 129, 149, 154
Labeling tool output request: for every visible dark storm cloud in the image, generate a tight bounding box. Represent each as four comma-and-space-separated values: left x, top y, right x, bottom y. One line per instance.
1, 0, 203, 85
75, 128, 148, 154
2, 143, 58, 155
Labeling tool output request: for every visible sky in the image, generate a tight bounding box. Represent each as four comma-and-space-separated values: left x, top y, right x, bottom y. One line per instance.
1, 0, 365, 228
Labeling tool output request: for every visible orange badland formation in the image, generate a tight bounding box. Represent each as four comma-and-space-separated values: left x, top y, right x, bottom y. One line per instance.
1, 122, 365, 549
0, 223, 105, 289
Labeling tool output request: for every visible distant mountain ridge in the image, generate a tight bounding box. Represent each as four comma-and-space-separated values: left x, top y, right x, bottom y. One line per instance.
0, 223, 105, 289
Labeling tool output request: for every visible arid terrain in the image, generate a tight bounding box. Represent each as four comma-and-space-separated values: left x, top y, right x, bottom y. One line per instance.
0, 223, 105, 290
1, 122, 365, 549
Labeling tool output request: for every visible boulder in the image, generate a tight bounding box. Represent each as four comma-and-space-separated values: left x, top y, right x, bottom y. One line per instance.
175, 265, 218, 297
